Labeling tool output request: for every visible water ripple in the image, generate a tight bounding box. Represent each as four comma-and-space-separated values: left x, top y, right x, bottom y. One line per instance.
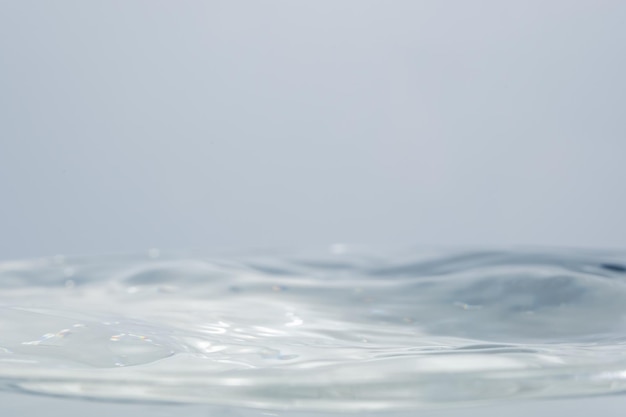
1, 247, 626, 411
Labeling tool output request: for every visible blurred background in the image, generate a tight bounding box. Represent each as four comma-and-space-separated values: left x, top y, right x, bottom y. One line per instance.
1, 1, 625, 261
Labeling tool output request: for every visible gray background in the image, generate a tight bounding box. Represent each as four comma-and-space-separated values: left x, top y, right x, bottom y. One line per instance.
1, 1, 625, 261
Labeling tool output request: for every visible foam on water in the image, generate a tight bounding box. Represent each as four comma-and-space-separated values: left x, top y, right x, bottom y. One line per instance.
2, 247, 626, 411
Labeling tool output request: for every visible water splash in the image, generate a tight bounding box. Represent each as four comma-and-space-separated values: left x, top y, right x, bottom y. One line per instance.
1, 247, 626, 411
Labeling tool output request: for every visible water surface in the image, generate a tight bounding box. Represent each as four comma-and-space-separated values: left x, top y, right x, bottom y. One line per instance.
2, 247, 626, 412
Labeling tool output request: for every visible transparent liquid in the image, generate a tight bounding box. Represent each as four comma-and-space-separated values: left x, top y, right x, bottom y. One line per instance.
2, 247, 626, 412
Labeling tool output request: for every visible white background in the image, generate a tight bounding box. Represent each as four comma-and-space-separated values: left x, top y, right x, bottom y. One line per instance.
1, 1, 625, 260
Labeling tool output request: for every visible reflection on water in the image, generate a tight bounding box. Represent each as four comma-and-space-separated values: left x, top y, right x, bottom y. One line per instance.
1, 247, 626, 411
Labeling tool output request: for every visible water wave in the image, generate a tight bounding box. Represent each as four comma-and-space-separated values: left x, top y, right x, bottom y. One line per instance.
1, 247, 626, 411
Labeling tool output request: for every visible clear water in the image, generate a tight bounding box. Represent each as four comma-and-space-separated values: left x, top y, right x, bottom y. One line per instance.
2, 247, 626, 412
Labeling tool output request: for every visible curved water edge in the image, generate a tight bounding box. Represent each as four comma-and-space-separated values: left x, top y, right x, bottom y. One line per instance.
1, 247, 626, 411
